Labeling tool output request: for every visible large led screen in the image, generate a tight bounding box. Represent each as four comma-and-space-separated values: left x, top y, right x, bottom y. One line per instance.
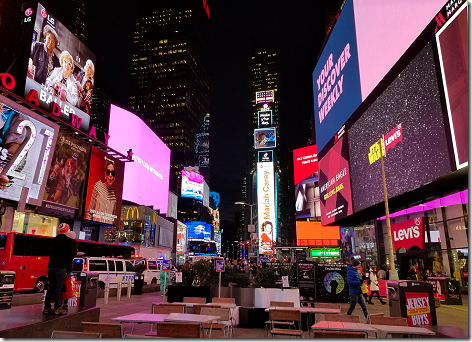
319, 136, 353, 226
108, 105, 170, 214
296, 221, 340, 247
176, 221, 188, 254
293, 145, 320, 219
347, 42, 451, 213
184, 221, 211, 240
181, 170, 204, 201
0, 98, 59, 205
435, 2, 468, 170
41, 130, 91, 218
257, 161, 276, 255
83, 147, 125, 226
254, 128, 276, 149
24, 3, 96, 131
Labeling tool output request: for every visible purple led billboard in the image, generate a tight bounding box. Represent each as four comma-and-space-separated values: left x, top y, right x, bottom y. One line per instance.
108, 105, 170, 214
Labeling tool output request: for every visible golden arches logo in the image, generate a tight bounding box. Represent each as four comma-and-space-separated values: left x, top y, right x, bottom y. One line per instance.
126, 207, 139, 220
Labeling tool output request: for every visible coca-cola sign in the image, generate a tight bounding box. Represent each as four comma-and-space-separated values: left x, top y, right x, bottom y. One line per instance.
391, 217, 425, 251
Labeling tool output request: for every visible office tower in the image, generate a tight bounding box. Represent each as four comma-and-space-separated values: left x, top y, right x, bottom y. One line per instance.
128, 1, 209, 193
196, 113, 211, 184
43, 0, 88, 42
90, 87, 115, 144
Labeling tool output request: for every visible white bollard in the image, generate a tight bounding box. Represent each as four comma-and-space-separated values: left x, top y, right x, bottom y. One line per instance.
127, 278, 132, 298
117, 281, 122, 301
104, 282, 109, 304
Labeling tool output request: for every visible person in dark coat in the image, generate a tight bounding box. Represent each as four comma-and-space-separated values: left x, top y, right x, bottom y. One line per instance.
62, 230, 78, 311
346, 259, 369, 319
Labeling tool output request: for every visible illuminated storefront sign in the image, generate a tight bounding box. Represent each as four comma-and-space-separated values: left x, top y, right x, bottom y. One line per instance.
257, 161, 276, 254
310, 249, 341, 258
126, 206, 140, 220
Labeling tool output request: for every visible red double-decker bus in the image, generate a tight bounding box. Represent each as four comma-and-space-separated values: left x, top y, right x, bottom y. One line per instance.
0, 232, 135, 292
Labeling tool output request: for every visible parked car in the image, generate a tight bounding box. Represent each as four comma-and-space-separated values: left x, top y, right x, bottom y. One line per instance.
132, 258, 161, 285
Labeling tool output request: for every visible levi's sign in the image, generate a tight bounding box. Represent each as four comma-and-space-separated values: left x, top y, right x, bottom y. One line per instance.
391, 217, 425, 251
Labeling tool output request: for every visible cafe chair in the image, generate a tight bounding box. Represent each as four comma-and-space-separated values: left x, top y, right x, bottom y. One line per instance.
314, 302, 341, 310
264, 301, 296, 337
156, 322, 201, 338
212, 297, 235, 304
324, 314, 361, 323
152, 303, 186, 314
194, 304, 220, 315
368, 316, 407, 338
314, 330, 366, 338
51, 330, 102, 338
183, 296, 207, 303
270, 300, 295, 307
123, 334, 157, 338
201, 307, 233, 338
82, 322, 124, 338
269, 309, 303, 338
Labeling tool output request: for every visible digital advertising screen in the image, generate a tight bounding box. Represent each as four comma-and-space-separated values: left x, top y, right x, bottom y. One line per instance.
254, 128, 276, 149
319, 136, 353, 225
209, 191, 220, 210
257, 161, 276, 255
0, 98, 59, 205
340, 227, 356, 257
184, 221, 212, 240
258, 110, 272, 127
181, 170, 204, 201
203, 181, 209, 207
108, 105, 170, 214
293, 145, 320, 219
296, 221, 340, 247
23, 3, 96, 132
41, 130, 91, 218
256, 90, 274, 104
83, 146, 125, 226
176, 221, 187, 254
196, 133, 209, 153
167, 191, 178, 219
435, 1, 468, 170
347, 42, 451, 213
315, 264, 349, 303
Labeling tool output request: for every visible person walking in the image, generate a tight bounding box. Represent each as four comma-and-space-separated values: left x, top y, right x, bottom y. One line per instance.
43, 223, 73, 315
368, 266, 386, 305
62, 230, 78, 312
347, 259, 369, 319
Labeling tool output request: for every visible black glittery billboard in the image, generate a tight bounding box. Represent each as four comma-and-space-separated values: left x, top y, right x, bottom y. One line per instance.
314, 263, 349, 303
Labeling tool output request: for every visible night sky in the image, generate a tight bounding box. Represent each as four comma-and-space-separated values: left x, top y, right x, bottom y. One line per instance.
85, 1, 331, 222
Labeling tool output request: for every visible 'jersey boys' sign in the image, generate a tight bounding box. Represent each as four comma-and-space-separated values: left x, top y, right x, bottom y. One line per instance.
391, 217, 425, 251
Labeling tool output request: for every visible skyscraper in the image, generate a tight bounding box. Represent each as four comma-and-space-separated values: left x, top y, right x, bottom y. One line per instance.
128, 1, 209, 193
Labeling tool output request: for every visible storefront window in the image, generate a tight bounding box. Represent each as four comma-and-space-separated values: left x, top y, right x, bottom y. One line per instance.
352, 222, 377, 266
12, 211, 58, 237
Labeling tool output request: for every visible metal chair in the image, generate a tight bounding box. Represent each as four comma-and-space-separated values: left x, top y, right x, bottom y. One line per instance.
324, 314, 361, 323
269, 309, 303, 338
51, 330, 102, 338
201, 307, 233, 338
82, 322, 123, 338
156, 322, 201, 338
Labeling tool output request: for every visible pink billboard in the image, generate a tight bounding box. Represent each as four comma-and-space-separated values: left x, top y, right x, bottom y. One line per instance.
108, 105, 170, 214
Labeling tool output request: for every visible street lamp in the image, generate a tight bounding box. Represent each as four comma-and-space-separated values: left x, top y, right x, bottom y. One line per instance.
235, 202, 257, 262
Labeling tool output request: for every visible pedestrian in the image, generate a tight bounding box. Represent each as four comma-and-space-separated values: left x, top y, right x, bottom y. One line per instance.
377, 265, 387, 280
43, 223, 73, 315
159, 264, 170, 296
358, 264, 368, 301
62, 230, 78, 312
367, 266, 386, 305
232, 260, 239, 275
347, 259, 369, 319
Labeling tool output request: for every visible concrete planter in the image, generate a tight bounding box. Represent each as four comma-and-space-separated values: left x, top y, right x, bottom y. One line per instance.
210, 286, 231, 299
254, 288, 300, 308
232, 287, 256, 307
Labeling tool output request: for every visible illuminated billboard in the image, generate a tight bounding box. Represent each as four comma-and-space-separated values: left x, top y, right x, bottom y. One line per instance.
167, 191, 178, 219
196, 133, 209, 153
254, 128, 276, 149
0, 98, 59, 206
256, 90, 274, 104
203, 180, 209, 207
41, 130, 91, 218
209, 191, 220, 209
23, 3, 97, 132
108, 105, 170, 214
181, 170, 204, 201
83, 147, 125, 226
296, 221, 340, 247
176, 221, 187, 254
257, 161, 276, 255
313, 0, 446, 152
293, 145, 319, 219
258, 110, 272, 127
184, 221, 212, 240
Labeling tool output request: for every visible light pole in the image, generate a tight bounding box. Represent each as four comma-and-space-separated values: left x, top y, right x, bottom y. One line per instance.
235, 202, 257, 262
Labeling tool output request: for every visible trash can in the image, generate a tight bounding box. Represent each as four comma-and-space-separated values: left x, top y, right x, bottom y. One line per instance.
0, 271, 15, 309
133, 274, 144, 295
72, 271, 99, 308
387, 280, 437, 326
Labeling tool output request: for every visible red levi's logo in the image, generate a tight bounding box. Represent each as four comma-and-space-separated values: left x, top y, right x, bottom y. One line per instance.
391, 217, 425, 251
383, 123, 402, 154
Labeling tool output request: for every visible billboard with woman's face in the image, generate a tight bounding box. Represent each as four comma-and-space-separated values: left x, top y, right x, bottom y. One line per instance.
83, 147, 124, 226
23, 3, 96, 132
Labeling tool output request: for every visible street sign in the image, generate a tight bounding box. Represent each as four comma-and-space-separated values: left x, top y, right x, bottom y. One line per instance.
162, 260, 171, 271
248, 224, 255, 233
251, 232, 258, 240
215, 259, 225, 272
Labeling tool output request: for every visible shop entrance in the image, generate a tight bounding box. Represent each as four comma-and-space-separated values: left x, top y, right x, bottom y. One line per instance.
397, 249, 427, 280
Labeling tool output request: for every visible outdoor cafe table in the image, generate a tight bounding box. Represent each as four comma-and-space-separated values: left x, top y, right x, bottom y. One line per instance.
368, 324, 435, 338
311, 321, 379, 338
111, 313, 168, 334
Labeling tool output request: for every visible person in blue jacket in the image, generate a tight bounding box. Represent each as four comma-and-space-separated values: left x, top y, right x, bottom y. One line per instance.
347, 259, 369, 319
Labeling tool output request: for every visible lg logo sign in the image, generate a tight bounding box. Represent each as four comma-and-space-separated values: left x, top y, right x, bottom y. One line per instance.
391, 217, 425, 251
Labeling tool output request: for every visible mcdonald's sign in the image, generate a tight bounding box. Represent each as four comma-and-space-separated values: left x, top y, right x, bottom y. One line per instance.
126, 207, 140, 220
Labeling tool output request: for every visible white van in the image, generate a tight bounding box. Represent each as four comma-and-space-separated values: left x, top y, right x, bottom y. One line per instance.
72, 256, 135, 289
133, 258, 161, 285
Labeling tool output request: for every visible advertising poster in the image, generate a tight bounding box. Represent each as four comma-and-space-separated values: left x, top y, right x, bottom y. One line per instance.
0, 100, 58, 205
257, 161, 276, 255
347, 42, 451, 213
181, 170, 204, 201
293, 145, 319, 219
405, 292, 432, 326
24, 3, 96, 132
297, 262, 315, 301
41, 130, 90, 218
315, 263, 349, 303
254, 128, 276, 149
319, 136, 353, 225
83, 147, 125, 225
435, 2, 468, 170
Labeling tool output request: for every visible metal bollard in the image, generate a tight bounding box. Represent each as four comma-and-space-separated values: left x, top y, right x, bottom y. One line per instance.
117, 281, 122, 301
127, 278, 132, 298
104, 282, 110, 304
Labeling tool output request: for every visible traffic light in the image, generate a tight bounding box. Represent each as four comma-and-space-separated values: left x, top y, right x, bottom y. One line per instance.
246, 240, 250, 245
